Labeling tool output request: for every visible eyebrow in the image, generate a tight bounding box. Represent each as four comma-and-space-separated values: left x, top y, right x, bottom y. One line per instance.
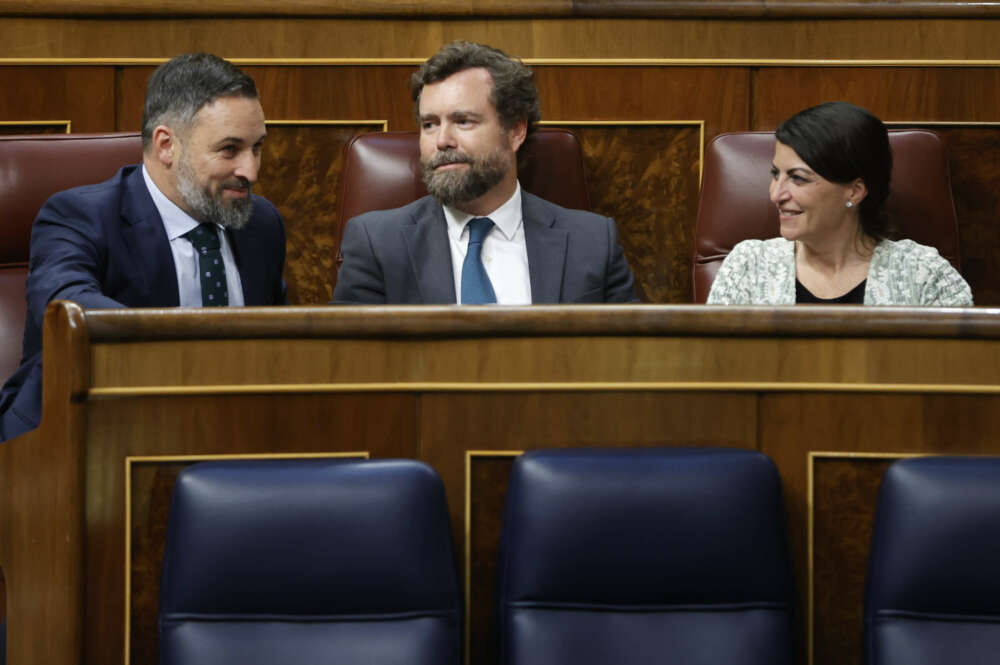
773, 163, 816, 176
419, 110, 484, 122
212, 133, 266, 148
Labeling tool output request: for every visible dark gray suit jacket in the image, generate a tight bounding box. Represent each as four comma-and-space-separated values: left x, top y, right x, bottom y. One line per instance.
333, 193, 636, 304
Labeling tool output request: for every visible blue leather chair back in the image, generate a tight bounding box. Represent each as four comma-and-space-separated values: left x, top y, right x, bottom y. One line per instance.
498, 447, 795, 665
865, 457, 1000, 665
159, 459, 461, 665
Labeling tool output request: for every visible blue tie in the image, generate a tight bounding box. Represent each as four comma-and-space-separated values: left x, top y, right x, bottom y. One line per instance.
461, 217, 497, 305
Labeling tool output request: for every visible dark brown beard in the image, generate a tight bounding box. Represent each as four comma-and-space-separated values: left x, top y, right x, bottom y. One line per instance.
421, 147, 512, 207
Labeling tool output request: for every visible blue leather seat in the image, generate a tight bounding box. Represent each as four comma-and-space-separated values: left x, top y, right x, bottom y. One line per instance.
498, 447, 795, 665
865, 457, 1000, 665
159, 459, 461, 665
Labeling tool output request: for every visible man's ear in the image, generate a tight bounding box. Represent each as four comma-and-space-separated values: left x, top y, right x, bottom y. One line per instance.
151, 125, 177, 167
507, 119, 528, 153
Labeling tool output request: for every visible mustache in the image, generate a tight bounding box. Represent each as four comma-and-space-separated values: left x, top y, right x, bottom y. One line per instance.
426, 150, 474, 169
223, 177, 252, 192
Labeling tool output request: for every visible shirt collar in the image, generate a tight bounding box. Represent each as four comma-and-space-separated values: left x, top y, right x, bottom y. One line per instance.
443, 182, 523, 241
142, 163, 208, 241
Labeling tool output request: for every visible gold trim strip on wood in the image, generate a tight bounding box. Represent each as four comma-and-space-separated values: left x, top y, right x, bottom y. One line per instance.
123, 450, 369, 665
887, 121, 1000, 127
0, 120, 71, 132
805, 450, 925, 665
90, 381, 1000, 398
266, 119, 389, 131
465, 450, 523, 665
6, 58, 1000, 67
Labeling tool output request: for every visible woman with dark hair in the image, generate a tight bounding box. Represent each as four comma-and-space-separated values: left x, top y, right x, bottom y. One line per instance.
707, 102, 972, 305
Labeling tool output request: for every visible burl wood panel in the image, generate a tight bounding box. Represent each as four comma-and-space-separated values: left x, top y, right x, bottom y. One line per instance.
469, 455, 517, 665
0, 67, 114, 132
256, 123, 384, 304
84, 392, 418, 665
812, 456, 893, 665
569, 124, 701, 303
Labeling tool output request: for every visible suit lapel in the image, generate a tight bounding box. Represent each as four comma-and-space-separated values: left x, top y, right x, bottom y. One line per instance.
120, 167, 180, 306
402, 199, 456, 304
523, 193, 567, 304
228, 218, 269, 305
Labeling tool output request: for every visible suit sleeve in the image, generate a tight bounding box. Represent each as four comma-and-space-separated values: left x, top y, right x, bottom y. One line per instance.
603, 216, 639, 303
332, 216, 387, 304
25, 193, 125, 332
264, 200, 288, 305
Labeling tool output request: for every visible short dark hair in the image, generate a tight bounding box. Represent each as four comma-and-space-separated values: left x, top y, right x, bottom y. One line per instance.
410, 41, 541, 138
141, 53, 259, 151
776, 101, 893, 240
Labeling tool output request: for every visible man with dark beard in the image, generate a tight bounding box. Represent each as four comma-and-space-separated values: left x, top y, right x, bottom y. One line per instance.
0, 53, 287, 442
333, 41, 636, 305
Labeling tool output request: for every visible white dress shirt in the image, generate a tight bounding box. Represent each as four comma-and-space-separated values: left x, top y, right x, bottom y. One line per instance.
443, 182, 532, 305
142, 165, 245, 307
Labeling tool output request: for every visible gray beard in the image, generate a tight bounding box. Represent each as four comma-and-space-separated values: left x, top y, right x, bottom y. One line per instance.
422, 147, 511, 207
176, 155, 253, 230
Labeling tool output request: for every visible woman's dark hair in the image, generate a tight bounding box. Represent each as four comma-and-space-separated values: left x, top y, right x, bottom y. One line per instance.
776, 101, 893, 240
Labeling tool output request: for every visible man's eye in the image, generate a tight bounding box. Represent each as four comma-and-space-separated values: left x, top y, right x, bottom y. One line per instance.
221, 145, 239, 155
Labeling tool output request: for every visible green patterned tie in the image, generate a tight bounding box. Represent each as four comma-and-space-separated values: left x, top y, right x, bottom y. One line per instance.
183, 223, 229, 307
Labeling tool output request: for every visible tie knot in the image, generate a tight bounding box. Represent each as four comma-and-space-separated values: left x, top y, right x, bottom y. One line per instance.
467, 217, 494, 245
183, 223, 221, 252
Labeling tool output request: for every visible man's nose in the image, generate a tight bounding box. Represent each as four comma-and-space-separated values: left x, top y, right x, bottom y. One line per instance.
234, 151, 260, 185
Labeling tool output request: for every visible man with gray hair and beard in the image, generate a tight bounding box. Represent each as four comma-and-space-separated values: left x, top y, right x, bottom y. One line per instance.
0, 52, 287, 442
333, 41, 636, 305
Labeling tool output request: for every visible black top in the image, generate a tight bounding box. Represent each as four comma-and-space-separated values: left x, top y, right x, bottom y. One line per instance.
796, 279, 866, 304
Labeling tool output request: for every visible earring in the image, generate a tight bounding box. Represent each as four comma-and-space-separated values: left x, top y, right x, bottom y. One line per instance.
845, 201, 854, 208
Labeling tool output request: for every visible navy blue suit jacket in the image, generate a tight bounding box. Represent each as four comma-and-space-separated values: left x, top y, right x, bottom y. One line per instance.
333, 193, 637, 304
0, 165, 287, 442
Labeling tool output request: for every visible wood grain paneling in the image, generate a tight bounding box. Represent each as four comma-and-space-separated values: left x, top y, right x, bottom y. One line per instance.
1, 0, 998, 18
117, 66, 417, 131
535, 66, 747, 140
753, 68, 1000, 129
0, 67, 113, 133
256, 122, 385, 304
4, 18, 1000, 59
